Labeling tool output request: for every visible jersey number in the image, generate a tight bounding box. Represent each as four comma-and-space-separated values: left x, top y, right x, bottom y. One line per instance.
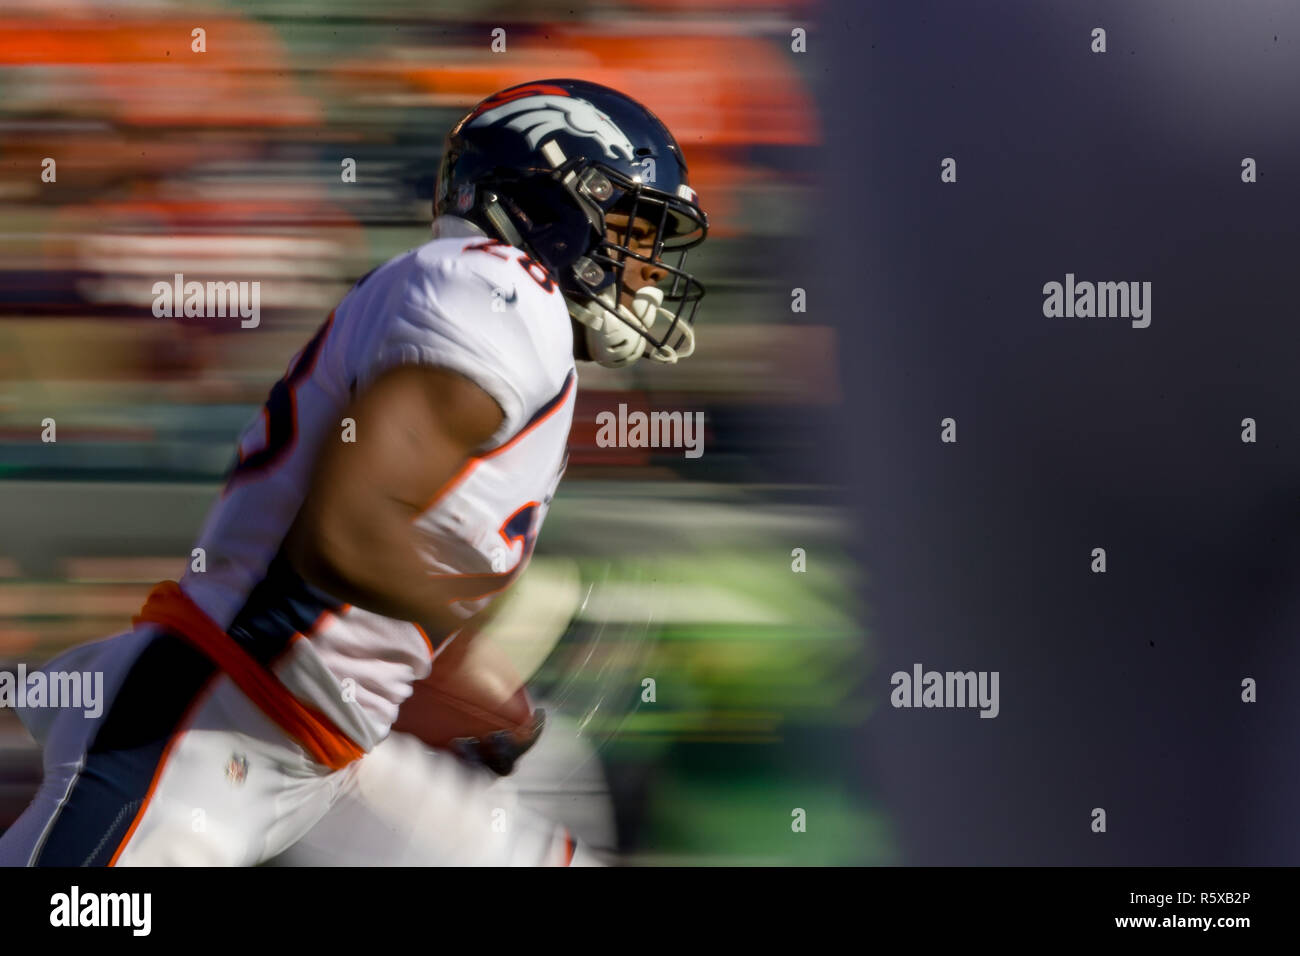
227, 313, 332, 486
430, 502, 540, 605
465, 239, 555, 293
497, 501, 541, 572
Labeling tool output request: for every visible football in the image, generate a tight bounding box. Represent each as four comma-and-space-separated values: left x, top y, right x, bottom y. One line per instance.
393, 558, 580, 749
393, 633, 536, 749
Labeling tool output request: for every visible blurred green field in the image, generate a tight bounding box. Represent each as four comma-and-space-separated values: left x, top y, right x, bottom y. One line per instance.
0, 479, 891, 863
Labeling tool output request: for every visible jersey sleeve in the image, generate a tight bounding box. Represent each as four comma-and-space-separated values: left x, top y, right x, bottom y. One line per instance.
353, 251, 552, 448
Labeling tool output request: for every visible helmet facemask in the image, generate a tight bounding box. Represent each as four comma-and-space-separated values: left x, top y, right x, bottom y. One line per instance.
560, 163, 707, 368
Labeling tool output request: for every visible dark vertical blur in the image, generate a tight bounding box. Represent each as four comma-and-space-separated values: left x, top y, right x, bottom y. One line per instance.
827, 0, 1300, 863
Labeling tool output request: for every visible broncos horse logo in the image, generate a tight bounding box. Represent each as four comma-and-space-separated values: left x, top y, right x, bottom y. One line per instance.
468, 90, 637, 163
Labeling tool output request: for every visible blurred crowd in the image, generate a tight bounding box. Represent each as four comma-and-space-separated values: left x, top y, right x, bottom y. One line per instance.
0, 0, 830, 480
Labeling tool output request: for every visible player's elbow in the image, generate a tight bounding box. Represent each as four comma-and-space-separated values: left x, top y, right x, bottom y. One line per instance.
285, 502, 383, 604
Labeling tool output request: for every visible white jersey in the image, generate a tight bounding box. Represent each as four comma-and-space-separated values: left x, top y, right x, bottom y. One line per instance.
180, 221, 577, 749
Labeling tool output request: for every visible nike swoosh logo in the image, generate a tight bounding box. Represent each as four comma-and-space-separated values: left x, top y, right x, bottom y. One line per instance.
468, 270, 517, 304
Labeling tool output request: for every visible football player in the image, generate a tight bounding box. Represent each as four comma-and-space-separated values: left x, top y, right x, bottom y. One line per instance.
0, 78, 707, 866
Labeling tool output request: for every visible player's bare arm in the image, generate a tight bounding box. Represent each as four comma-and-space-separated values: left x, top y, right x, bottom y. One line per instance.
284, 363, 502, 640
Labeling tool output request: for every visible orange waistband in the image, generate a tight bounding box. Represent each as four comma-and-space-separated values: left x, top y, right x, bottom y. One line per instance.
133, 581, 364, 771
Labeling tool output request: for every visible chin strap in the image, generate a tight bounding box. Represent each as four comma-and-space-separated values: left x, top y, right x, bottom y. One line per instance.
567, 285, 695, 368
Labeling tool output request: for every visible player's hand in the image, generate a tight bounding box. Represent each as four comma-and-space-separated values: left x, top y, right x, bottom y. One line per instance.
448, 708, 546, 776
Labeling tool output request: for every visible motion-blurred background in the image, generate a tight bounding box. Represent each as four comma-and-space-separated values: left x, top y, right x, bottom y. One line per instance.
8, 0, 1297, 871
0, 0, 886, 863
